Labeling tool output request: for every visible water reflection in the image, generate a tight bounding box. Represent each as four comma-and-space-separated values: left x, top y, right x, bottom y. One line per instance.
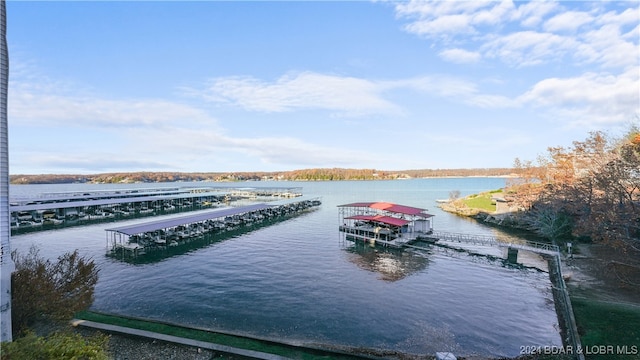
344, 242, 431, 281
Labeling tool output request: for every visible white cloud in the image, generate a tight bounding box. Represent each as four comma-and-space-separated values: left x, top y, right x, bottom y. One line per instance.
514, 1, 559, 28
10, 100, 390, 172
598, 7, 640, 27
403, 13, 475, 38
389, 75, 476, 97
481, 30, 578, 67
193, 71, 518, 115
390, 75, 515, 108
194, 72, 401, 116
395, 0, 494, 18
543, 11, 594, 32
396, 0, 516, 38
394, 0, 639, 70
10, 82, 217, 129
119, 126, 391, 170
623, 23, 639, 41
577, 24, 639, 69
517, 67, 640, 126
9, 70, 396, 171
471, 0, 516, 26
21, 121, 394, 172
438, 48, 481, 64
17, 153, 174, 173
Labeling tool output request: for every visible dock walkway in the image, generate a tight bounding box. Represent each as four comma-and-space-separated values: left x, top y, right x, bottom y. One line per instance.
427, 231, 560, 256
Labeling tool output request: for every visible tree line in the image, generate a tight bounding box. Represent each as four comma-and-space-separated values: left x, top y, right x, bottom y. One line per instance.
10, 167, 516, 184
508, 127, 639, 286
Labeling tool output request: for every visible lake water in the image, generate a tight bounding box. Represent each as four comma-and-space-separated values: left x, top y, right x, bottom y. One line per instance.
9, 178, 562, 358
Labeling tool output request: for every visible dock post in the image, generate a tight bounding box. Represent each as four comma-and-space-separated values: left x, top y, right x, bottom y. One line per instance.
507, 247, 518, 264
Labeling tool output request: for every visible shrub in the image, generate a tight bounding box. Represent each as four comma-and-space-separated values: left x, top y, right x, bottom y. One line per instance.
0, 330, 109, 360
11, 246, 99, 336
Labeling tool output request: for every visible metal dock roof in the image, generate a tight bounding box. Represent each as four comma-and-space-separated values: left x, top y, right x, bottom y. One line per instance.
104, 196, 318, 236
11, 187, 188, 204
11, 192, 228, 212
105, 203, 273, 236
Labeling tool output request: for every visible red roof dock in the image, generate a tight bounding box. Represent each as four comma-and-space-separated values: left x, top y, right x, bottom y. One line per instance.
338, 202, 434, 248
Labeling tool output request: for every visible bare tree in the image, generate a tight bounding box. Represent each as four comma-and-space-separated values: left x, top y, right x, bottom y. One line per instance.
524, 206, 573, 241
519, 128, 640, 285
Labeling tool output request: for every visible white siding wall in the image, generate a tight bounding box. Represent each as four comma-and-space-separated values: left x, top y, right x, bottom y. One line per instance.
1, 0, 14, 342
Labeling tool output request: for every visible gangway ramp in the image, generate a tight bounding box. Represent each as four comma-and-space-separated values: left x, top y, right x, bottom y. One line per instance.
428, 231, 559, 256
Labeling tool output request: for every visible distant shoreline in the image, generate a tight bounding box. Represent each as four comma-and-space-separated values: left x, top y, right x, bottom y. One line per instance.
10, 168, 518, 185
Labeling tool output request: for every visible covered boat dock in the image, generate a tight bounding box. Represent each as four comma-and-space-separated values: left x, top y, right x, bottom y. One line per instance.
106, 197, 321, 257
10, 186, 304, 233
338, 202, 434, 248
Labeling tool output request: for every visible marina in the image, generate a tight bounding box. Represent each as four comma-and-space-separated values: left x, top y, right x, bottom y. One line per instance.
10, 178, 563, 357
106, 197, 321, 259
9, 185, 303, 234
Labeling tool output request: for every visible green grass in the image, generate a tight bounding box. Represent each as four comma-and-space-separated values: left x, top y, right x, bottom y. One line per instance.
75, 311, 369, 359
460, 189, 501, 212
571, 297, 640, 360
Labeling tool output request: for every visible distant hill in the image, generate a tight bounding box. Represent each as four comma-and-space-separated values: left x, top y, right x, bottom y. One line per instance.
10, 168, 516, 184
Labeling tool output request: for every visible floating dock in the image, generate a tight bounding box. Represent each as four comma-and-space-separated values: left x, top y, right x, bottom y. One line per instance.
106, 197, 321, 258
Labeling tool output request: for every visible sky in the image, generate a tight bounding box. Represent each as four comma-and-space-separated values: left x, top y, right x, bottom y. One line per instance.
6, 0, 640, 174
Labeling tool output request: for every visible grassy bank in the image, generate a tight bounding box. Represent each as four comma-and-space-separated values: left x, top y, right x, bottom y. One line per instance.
570, 297, 640, 360
75, 311, 382, 359
459, 189, 502, 212
440, 189, 503, 215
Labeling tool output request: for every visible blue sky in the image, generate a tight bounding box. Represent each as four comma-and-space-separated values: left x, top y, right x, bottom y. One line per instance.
7, 1, 639, 174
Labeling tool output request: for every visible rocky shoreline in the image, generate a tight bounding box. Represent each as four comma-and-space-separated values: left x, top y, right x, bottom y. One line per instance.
438, 202, 532, 233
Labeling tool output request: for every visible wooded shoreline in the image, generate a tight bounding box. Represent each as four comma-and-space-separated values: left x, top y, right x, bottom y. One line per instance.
10, 167, 515, 184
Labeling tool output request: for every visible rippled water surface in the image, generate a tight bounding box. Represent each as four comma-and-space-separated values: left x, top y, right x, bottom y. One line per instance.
10, 179, 562, 357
